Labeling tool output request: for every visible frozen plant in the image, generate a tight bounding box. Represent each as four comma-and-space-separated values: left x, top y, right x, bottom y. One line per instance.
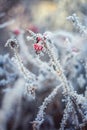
67, 13, 87, 36
27, 30, 87, 130
3, 13, 87, 130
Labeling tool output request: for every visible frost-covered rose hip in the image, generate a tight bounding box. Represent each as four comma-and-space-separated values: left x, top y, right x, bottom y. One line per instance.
33, 43, 43, 52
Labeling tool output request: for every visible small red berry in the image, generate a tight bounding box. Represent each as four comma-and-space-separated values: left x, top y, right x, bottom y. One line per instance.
33, 43, 43, 52
13, 29, 20, 35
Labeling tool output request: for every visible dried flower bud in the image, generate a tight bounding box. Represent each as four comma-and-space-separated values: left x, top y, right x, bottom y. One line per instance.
5, 39, 19, 49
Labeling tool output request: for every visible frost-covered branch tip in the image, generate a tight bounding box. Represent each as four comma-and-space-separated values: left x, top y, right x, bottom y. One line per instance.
5, 38, 37, 99
67, 13, 87, 36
